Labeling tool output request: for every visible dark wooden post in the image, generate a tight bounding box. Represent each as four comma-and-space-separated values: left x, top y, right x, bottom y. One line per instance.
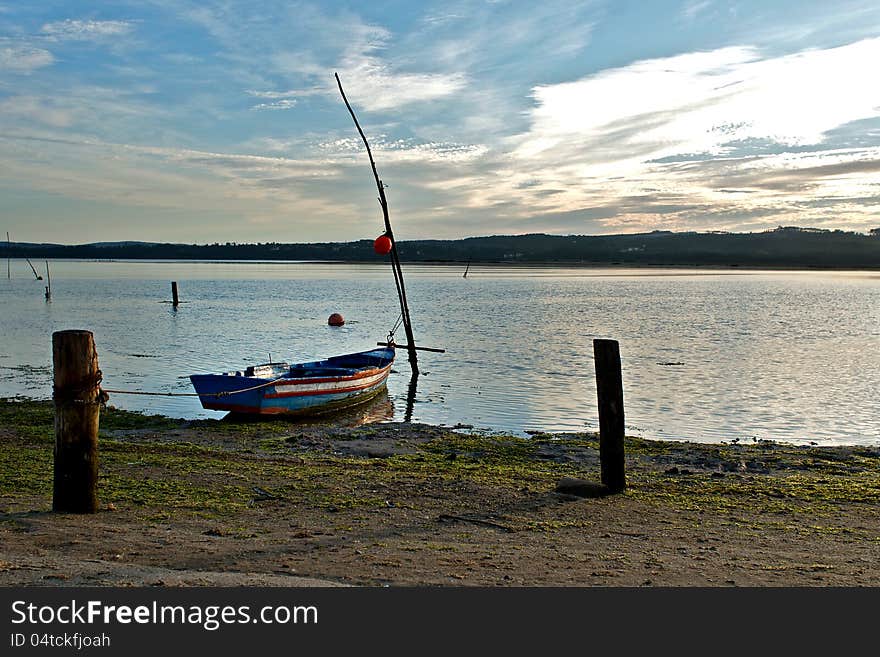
171, 281, 179, 307
594, 339, 626, 493
52, 330, 101, 513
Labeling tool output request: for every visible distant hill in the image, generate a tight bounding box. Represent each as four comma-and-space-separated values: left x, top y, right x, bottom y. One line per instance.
3, 227, 879, 268
86, 241, 162, 249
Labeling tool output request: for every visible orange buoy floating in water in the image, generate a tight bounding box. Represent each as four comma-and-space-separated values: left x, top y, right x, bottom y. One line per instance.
373, 234, 392, 255
328, 313, 345, 326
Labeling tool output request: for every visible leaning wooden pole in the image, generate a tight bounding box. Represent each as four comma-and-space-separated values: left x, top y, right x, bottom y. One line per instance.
27, 257, 42, 280
53, 330, 102, 512
335, 72, 419, 375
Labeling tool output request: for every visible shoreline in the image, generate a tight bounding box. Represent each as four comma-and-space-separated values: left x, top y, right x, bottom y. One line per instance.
2, 399, 879, 586
7, 257, 880, 271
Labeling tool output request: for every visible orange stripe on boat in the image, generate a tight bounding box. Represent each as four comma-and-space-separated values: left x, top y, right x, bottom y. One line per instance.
271, 364, 388, 387
264, 372, 390, 399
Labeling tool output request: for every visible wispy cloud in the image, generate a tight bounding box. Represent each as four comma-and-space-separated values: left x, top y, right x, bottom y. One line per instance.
245, 89, 312, 111
0, 43, 54, 73
156, 2, 467, 112
266, 9, 467, 112
40, 19, 135, 41
251, 99, 298, 111
247, 89, 302, 99
681, 0, 712, 21
317, 135, 489, 164
0, 95, 71, 126
331, 62, 465, 112
0, 132, 360, 240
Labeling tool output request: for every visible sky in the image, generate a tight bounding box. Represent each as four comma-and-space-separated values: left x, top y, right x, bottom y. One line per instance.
1, 1, 879, 244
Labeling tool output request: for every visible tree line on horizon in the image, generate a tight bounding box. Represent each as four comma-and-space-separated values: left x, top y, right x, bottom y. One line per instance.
4, 226, 880, 268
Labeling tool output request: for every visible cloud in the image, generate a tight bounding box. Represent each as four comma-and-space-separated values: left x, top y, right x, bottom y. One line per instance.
0, 132, 361, 240
416, 0, 595, 65
332, 61, 466, 112
270, 11, 467, 112
162, 147, 341, 178
40, 19, 135, 41
0, 95, 72, 127
4, 2, 878, 240
681, 0, 712, 22
245, 88, 325, 111
0, 44, 54, 73
247, 89, 302, 99
494, 37, 880, 232
519, 38, 880, 159
251, 99, 298, 111
317, 135, 488, 164
157, 2, 467, 113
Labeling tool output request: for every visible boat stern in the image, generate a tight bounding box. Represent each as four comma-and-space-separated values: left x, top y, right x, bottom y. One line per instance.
189, 374, 267, 413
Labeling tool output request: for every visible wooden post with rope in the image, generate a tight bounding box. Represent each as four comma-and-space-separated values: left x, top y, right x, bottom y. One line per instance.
335, 72, 420, 375
52, 330, 102, 513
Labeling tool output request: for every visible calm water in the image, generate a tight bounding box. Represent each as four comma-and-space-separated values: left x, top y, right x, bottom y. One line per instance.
1, 260, 878, 446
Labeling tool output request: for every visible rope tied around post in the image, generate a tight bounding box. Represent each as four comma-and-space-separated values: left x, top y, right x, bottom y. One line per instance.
52, 369, 107, 405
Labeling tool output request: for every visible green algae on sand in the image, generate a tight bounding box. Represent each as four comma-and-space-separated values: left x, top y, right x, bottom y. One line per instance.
1, 398, 879, 586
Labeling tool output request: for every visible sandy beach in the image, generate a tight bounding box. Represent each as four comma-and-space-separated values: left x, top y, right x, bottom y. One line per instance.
1, 399, 878, 587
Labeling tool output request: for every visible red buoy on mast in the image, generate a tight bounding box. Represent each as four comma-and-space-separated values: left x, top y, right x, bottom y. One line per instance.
373, 235, 392, 255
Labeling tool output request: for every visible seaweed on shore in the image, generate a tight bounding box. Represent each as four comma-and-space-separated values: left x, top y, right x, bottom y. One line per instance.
1, 398, 878, 535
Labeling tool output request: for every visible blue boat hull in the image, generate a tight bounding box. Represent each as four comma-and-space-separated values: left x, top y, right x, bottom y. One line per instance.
190, 347, 394, 416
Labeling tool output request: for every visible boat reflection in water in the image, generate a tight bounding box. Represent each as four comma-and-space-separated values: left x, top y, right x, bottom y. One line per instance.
329, 386, 396, 427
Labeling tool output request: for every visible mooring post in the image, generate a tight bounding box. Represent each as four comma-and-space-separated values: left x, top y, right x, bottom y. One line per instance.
593, 338, 626, 493
52, 330, 102, 513
171, 281, 179, 307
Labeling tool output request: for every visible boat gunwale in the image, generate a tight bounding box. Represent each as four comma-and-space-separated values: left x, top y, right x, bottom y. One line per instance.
269, 362, 391, 387
263, 363, 392, 399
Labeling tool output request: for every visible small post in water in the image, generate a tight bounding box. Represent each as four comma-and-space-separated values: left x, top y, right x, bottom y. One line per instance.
52, 330, 102, 513
171, 281, 179, 307
593, 338, 626, 493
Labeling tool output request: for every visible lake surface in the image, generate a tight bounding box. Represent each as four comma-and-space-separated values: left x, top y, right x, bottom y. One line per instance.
1, 260, 878, 446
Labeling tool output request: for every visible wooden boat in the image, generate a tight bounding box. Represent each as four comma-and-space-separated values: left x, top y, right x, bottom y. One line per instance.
189, 346, 394, 415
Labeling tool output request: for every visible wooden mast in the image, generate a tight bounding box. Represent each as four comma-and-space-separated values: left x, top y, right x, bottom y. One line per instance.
27, 258, 42, 280
335, 72, 419, 375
